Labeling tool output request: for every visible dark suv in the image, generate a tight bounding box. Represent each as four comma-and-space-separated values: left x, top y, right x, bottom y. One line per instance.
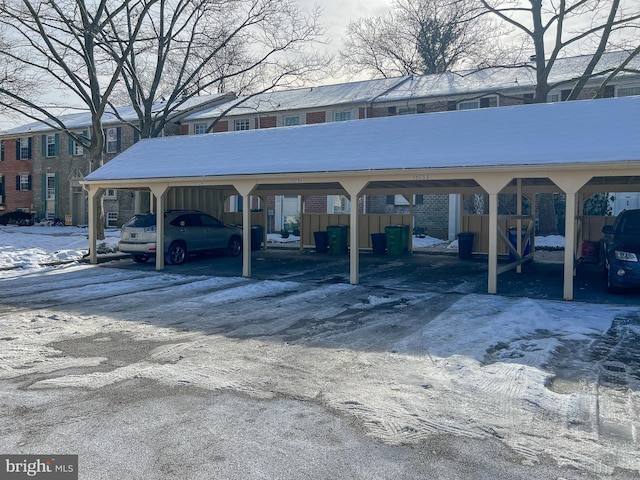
118, 210, 242, 265
602, 209, 640, 293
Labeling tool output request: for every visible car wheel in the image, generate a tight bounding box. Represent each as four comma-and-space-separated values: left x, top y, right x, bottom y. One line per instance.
131, 254, 150, 263
167, 242, 187, 265
227, 236, 242, 257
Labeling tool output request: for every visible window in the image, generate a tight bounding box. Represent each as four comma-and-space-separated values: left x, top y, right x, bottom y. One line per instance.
617, 86, 640, 97
458, 101, 479, 110
284, 116, 300, 126
17, 137, 31, 159
70, 131, 87, 156
398, 107, 416, 115
46, 174, 56, 200
234, 119, 250, 131
20, 174, 31, 191
106, 127, 120, 153
547, 93, 560, 103
106, 212, 118, 228
194, 123, 208, 134
103, 189, 117, 198
45, 134, 57, 157
334, 111, 351, 122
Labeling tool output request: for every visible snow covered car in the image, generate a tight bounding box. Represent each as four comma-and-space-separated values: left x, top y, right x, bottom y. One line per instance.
118, 210, 242, 265
601, 208, 640, 293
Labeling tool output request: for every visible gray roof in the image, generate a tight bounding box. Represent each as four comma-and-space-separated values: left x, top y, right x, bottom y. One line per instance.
184, 51, 640, 121
85, 95, 640, 183
1, 94, 230, 136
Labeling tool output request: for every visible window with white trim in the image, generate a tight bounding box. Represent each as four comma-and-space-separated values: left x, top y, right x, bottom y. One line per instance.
458, 101, 479, 110
398, 107, 416, 115
234, 119, 250, 131
106, 212, 118, 228
617, 86, 640, 97
194, 123, 208, 134
334, 111, 351, 122
106, 128, 119, 153
103, 189, 117, 198
284, 116, 300, 126
547, 93, 560, 103
46, 174, 56, 200
18, 137, 30, 159
19, 174, 30, 191
46, 134, 57, 157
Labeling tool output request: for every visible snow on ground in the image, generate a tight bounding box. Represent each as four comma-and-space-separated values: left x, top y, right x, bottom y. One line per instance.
3, 226, 637, 476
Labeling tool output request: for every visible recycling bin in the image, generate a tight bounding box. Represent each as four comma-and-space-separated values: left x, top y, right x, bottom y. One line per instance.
507, 227, 531, 261
385, 225, 409, 256
327, 225, 349, 254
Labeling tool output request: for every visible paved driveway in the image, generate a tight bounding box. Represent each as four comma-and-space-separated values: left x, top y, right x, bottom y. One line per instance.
1, 249, 639, 479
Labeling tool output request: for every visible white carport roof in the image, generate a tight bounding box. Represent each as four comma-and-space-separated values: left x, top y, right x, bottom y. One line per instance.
85, 96, 640, 183
83, 95, 640, 302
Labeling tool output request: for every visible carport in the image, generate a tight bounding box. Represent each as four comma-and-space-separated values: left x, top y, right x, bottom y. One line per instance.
82, 96, 640, 300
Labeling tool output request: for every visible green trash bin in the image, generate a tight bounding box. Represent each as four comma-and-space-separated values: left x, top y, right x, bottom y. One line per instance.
327, 225, 349, 254
385, 225, 409, 256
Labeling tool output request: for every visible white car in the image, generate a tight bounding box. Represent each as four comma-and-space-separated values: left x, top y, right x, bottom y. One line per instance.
118, 210, 242, 265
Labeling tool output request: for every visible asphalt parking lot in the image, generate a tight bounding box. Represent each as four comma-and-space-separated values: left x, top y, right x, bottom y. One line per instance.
107, 246, 640, 306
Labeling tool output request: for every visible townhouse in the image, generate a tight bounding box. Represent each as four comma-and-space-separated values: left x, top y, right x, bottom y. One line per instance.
0, 94, 233, 226
180, 51, 640, 239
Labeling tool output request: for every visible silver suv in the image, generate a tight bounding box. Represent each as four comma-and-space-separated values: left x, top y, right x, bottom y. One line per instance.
118, 210, 242, 265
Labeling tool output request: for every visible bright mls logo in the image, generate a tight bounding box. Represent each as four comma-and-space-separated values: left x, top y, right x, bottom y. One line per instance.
1, 455, 78, 479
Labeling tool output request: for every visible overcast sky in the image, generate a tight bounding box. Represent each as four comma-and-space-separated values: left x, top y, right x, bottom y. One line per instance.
302, 0, 392, 54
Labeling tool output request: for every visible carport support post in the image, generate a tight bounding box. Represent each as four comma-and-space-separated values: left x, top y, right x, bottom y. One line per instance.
233, 181, 258, 278
150, 184, 169, 270
475, 174, 513, 295
341, 179, 369, 285
553, 174, 591, 300
86, 186, 102, 264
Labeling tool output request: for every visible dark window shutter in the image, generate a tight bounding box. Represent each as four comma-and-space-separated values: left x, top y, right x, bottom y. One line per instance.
386, 195, 395, 204
387, 106, 396, 116
415, 195, 424, 205
82, 130, 88, 155
480, 98, 490, 108
133, 130, 140, 143
16, 140, 19, 159
68, 136, 74, 155
523, 93, 534, 104
54, 133, 59, 156
27, 137, 32, 159
416, 103, 426, 114
54, 173, 59, 216
41, 134, 46, 157
116, 127, 121, 152
28, 175, 32, 190
561, 89, 571, 101
16, 176, 20, 190
447, 101, 457, 111
41, 173, 46, 215
237, 196, 243, 212
604, 85, 615, 98
0, 176, 4, 197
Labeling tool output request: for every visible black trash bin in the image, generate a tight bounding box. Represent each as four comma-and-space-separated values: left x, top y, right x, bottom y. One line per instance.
457, 232, 474, 259
251, 225, 263, 251
314, 231, 329, 253
371, 233, 386, 255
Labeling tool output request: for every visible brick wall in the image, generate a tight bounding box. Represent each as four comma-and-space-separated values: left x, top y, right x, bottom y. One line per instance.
257, 116, 277, 129
213, 120, 229, 133
306, 111, 326, 124
368, 194, 450, 240
0, 138, 34, 213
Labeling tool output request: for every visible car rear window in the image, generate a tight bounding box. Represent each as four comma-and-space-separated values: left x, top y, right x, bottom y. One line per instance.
124, 214, 156, 228
619, 210, 640, 234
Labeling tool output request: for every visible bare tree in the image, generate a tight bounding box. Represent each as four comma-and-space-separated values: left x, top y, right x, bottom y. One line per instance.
480, 0, 640, 102
105, 0, 329, 139
0, 0, 158, 238
339, 0, 502, 78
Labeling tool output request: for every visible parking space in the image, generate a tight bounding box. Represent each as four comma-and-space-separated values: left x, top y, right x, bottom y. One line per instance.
105, 247, 640, 305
